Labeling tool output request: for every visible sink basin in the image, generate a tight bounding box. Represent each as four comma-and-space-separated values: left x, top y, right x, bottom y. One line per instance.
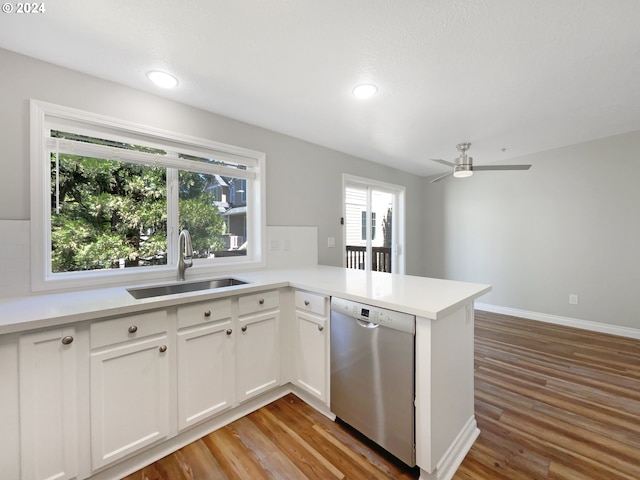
127, 278, 248, 299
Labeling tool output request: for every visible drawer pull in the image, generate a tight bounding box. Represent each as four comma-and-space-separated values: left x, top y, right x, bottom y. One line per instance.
226, 329, 233, 335
241, 325, 248, 332
159, 345, 167, 353
61, 336, 74, 345
204, 310, 211, 317
128, 325, 138, 334
318, 325, 324, 332
304, 300, 310, 306
259, 298, 265, 305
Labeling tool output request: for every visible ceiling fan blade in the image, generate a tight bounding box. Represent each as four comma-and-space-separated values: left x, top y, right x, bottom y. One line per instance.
429, 172, 453, 183
472, 164, 532, 171
431, 158, 455, 167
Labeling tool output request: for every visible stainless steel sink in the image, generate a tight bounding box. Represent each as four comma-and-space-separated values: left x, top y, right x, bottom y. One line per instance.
127, 278, 248, 299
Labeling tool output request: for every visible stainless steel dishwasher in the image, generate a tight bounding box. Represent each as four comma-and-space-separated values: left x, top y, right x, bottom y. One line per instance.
330, 296, 416, 466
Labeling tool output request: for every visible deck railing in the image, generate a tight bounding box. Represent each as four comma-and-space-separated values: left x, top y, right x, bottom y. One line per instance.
345, 245, 392, 273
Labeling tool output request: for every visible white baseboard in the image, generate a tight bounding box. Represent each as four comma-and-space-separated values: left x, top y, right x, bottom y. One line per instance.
475, 303, 640, 340
419, 416, 479, 480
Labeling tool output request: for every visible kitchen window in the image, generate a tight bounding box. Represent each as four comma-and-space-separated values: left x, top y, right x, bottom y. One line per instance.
31, 100, 266, 292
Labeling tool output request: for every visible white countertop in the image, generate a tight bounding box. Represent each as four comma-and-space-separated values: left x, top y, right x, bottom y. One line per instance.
0, 266, 491, 335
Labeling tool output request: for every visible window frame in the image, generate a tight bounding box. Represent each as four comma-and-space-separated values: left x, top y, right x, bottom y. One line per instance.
30, 100, 266, 292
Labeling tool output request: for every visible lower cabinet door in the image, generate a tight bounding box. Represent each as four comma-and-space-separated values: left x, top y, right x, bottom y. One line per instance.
177, 321, 234, 431
295, 312, 328, 402
19, 327, 77, 480
90, 336, 169, 470
236, 312, 279, 402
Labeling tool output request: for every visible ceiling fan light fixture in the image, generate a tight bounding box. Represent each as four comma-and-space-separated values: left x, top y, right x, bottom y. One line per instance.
453, 164, 473, 178
146, 70, 179, 89
429, 142, 531, 183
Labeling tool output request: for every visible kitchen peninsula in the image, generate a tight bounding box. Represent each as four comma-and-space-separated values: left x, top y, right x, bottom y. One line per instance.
0, 266, 490, 480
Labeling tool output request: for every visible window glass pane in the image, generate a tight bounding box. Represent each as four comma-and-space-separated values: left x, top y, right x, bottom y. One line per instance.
345, 186, 367, 245
50, 153, 167, 272
371, 191, 393, 248
371, 212, 377, 240
51, 130, 166, 155
179, 153, 248, 171
178, 172, 247, 258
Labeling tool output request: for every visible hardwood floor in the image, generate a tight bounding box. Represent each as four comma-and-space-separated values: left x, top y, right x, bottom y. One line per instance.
123, 393, 419, 480
124, 311, 640, 480
455, 311, 640, 480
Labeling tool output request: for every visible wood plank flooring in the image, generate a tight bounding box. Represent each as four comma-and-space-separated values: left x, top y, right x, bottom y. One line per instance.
455, 311, 640, 480
124, 311, 640, 480
123, 393, 419, 480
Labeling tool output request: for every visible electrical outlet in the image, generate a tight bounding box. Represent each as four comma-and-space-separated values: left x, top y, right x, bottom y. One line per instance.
569, 294, 579, 305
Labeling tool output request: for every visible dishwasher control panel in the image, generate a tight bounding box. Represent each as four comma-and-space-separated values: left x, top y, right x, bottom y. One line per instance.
330, 297, 415, 334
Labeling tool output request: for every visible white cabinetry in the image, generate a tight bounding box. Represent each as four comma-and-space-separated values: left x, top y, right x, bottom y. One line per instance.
176, 298, 234, 431
19, 327, 78, 480
89, 310, 169, 471
236, 290, 280, 402
293, 290, 329, 403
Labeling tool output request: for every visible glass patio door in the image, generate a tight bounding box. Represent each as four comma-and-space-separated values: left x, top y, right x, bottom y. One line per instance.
343, 175, 404, 274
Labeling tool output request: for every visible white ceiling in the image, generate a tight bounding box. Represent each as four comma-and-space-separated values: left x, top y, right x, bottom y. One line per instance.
1, 0, 640, 177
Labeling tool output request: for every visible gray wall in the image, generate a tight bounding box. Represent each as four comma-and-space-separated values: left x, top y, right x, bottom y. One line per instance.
424, 131, 640, 329
0, 48, 424, 276
4, 47, 638, 331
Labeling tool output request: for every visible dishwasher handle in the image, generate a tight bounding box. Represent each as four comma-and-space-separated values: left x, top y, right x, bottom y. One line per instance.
356, 319, 379, 329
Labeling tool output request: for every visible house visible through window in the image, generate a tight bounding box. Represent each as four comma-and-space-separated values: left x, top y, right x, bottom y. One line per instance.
361, 211, 376, 240
32, 100, 265, 291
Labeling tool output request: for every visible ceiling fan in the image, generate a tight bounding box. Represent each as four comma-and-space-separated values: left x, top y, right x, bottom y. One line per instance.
429, 142, 531, 183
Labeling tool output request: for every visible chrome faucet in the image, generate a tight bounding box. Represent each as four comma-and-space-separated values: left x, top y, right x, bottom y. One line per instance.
177, 229, 193, 281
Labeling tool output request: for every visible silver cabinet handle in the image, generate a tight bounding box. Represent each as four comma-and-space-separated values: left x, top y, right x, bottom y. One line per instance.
304, 300, 310, 306
318, 325, 324, 332
204, 310, 211, 317
226, 329, 232, 335
128, 325, 138, 334
241, 325, 248, 332
259, 298, 265, 305
159, 345, 167, 353
61, 336, 74, 345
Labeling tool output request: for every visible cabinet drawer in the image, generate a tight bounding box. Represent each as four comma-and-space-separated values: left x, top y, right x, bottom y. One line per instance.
295, 290, 327, 316
177, 298, 232, 329
238, 290, 279, 316
90, 310, 167, 349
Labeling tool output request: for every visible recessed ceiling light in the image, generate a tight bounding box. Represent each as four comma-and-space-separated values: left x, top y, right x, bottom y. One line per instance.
146, 70, 179, 89
352, 83, 378, 99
